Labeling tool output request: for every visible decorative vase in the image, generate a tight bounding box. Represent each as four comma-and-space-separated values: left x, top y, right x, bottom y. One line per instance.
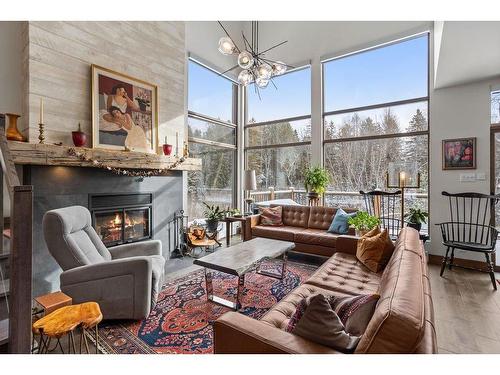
163, 144, 173, 156
306, 191, 319, 199
72, 123, 87, 147
407, 222, 422, 232
5, 113, 25, 142
206, 219, 219, 233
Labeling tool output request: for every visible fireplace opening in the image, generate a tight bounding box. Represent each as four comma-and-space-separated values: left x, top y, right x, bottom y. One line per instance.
89, 193, 153, 247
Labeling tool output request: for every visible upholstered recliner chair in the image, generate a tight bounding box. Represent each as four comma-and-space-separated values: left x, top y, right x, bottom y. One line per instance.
43, 205, 165, 320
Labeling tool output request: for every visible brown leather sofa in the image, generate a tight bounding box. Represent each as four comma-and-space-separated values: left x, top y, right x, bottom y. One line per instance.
214, 227, 437, 354
244, 205, 357, 257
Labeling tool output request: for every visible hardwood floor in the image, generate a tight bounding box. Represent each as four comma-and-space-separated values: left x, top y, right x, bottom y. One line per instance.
429, 263, 500, 353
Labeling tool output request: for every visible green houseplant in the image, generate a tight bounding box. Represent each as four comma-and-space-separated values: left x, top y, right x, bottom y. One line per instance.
404, 208, 428, 232
202, 202, 230, 232
304, 166, 330, 199
348, 211, 380, 236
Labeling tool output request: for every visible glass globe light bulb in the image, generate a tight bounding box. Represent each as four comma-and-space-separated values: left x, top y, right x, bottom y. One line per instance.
237, 51, 254, 69
218, 37, 235, 55
256, 64, 272, 79
238, 70, 253, 86
256, 76, 269, 88
272, 61, 287, 76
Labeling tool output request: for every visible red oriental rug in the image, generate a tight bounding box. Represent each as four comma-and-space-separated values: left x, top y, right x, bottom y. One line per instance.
94, 259, 318, 354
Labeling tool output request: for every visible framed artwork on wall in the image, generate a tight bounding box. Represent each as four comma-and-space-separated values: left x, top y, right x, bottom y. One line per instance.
91, 64, 158, 153
442, 137, 476, 170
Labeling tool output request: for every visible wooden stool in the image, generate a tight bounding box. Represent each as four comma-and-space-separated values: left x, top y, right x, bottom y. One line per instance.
32, 302, 102, 354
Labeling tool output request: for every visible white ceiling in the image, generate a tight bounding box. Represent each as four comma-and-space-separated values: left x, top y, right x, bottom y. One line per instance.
434, 21, 500, 89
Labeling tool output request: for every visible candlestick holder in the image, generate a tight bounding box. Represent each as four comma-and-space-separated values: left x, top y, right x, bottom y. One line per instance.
386, 162, 420, 225
38, 122, 45, 144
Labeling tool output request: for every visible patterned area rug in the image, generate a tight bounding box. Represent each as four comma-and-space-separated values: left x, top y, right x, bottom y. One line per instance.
96, 259, 317, 354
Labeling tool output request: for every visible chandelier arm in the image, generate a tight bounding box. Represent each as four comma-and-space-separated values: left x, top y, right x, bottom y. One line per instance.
269, 77, 278, 90
242, 32, 257, 56
217, 21, 241, 54
259, 57, 296, 69
255, 40, 288, 56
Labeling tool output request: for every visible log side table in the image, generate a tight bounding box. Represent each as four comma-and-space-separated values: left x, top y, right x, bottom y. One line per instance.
223, 216, 248, 246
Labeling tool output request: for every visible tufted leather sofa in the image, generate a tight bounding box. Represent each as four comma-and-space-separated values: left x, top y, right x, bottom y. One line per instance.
214, 227, 437, 354
244, 205, 357, 257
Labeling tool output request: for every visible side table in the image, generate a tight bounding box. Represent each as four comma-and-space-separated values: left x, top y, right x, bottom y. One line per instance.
33, 291, 72, 318
224, 216, 248, 246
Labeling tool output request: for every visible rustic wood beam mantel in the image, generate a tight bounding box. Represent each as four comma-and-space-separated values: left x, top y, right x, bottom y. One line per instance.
8, 141, 202, 172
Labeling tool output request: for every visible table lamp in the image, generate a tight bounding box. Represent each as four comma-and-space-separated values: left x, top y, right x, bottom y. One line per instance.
244, 170, 257, 215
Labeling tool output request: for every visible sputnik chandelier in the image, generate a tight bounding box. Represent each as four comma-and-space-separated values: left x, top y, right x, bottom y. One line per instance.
217, 21, 292, 95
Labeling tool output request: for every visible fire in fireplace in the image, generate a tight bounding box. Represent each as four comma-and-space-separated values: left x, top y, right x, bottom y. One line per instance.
89, 193, 153, 247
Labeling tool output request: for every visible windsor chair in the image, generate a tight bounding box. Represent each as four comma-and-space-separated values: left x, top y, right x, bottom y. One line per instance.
436, 191, 500, 290
360, 190, 402, 240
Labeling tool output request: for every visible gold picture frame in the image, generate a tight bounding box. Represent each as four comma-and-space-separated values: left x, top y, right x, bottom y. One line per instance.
91, 64, 159, 154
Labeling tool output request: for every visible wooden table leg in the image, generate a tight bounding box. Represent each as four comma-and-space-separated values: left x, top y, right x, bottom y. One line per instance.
226, 221, 231, 247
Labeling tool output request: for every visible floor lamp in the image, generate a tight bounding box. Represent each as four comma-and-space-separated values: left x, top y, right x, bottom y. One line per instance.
386, 162, 420, 224
244, 170, 257, 215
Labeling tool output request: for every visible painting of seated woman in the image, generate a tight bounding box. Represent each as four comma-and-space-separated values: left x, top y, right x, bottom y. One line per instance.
91, 64, 158, 153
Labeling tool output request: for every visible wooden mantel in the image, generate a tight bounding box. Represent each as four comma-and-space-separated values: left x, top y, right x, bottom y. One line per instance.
8, 141, 202, 171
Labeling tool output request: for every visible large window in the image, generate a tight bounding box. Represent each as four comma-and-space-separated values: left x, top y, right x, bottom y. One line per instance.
187, 59, 237, 220
245, 66, 312, 192
322, 34, 429, 217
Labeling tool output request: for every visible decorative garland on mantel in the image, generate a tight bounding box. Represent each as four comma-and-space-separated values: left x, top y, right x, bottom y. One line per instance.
68, 147, 187, 177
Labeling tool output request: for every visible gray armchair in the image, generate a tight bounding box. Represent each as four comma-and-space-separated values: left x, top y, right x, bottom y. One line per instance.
43, 205, 165, 320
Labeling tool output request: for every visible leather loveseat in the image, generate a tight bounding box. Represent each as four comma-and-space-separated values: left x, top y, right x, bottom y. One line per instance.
214, 227, 437, 354
244, 204, 357, 257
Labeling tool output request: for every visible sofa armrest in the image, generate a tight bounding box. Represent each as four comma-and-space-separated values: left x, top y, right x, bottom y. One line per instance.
214, 312, 339, 354
336, 235, 359, 256
109, 239, 162, 259
244, 214, 261, 240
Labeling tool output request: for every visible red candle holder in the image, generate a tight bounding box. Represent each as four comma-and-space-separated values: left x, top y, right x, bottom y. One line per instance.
162, 144, 173, 156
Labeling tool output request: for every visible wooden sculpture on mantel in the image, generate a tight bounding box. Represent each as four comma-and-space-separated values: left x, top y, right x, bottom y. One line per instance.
38, 98, 45, 144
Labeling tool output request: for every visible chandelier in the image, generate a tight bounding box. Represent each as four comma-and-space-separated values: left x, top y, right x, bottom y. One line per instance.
217, 21, 292, 94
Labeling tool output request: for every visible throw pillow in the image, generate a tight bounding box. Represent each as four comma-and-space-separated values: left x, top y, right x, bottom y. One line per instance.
327, 208, 357, 234
356, 228, 394, 272
285, 297, 309, 333
260, 206, 284, 226
329, 294, 380, 336
291, 294, 360, 352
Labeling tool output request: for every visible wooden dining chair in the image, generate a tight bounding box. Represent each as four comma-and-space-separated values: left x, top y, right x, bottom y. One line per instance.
360, 190, 402, 240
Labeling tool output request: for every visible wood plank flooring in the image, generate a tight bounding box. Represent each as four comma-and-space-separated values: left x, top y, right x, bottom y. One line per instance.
429, 263, 500, 353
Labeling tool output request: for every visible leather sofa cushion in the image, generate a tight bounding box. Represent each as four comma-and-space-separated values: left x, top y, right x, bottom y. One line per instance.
252, 225, 302, 241
305, 252, 381, 296
260, 283, 352, 331
294, 228, 338, 248
308, 206, 357, 230
271, 204, 310, 228
355, 229, 426, 353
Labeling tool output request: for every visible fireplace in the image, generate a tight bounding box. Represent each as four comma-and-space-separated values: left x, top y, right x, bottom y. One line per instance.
89, 193, 153, 247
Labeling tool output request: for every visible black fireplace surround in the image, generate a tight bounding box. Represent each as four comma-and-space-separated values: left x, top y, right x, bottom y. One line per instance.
89, 193, 153, 247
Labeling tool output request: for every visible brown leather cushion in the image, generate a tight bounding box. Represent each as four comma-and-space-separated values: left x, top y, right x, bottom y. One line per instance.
355, 228, 426, 354
252, 225, 302, 241
305, 252, 381, 296
260, 283, 352, 331
272, 204, 310, 228
356, 228, 394, 273
308, 206, 357, 230
294, 228, 338, 248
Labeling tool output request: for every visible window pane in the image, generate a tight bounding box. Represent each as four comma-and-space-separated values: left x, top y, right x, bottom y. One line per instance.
492, 90, 500, 124
188, 143, 235, 220
247, 67, 311, 123
246, 145, 311, 190
323, 35, 428, 112
188, 61, 235, 123
246, 118, 311, 147
324, 102, 427, 140
188, 116, 235, 145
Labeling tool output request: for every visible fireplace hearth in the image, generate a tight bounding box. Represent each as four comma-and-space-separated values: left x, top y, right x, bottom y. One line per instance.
89, 193, 153, 247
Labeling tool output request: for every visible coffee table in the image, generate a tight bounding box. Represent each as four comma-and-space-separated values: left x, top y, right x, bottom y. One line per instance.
193, 237, 295, 310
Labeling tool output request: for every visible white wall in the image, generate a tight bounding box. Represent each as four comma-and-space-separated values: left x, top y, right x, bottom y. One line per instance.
429, 77, 500, 260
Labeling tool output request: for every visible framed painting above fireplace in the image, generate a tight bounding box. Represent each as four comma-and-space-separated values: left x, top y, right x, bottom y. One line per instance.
91, 64, 158, 154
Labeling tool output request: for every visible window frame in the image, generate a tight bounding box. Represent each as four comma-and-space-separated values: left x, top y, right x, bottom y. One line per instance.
244, 65, 313, 186
187, 57, 239, 213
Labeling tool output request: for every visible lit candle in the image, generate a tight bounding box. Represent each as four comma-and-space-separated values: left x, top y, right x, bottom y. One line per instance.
39, 98, 44, 124
399, 171, 406, 187
164, 136, 168, 145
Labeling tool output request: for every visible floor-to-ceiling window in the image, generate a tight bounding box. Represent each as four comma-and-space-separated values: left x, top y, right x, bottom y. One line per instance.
322, 34, 430, 220
244, 66, 312, 201
187, 59, 238, 220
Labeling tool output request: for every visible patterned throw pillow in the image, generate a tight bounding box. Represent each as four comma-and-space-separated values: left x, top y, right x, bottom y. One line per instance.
260, 206, 284, 226
285, 297, 309, 333
356, 228, 395, 272
329, 293, 380, 336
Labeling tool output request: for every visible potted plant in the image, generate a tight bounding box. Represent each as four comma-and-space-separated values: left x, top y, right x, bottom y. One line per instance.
405, 208, 428, 232
304, 166, 330, 199
202, 202, 229, 232
348, 211, 381, 236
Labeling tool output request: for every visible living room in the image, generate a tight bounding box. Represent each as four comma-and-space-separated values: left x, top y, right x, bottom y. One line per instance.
1, 0, 500, 372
